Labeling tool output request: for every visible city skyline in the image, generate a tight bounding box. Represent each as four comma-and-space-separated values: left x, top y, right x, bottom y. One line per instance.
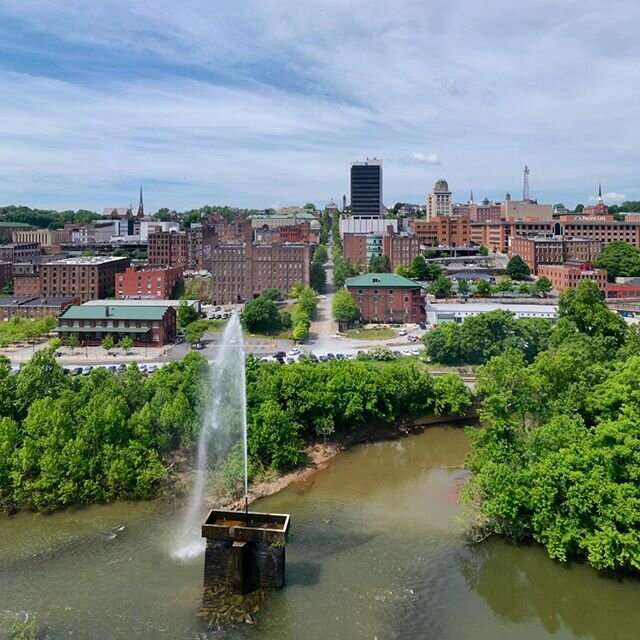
0, 0, 638, 211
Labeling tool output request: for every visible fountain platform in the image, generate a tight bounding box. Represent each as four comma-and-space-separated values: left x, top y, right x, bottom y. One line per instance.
202, 509, 290, 596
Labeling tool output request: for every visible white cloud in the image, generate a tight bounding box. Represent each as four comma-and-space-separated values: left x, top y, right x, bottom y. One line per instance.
588, 192, 627, 204
0, 0, 638, 209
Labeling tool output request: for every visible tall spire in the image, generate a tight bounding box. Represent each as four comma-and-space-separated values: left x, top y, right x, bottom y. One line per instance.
598, 183, 603, 203
469, 189, 474, 204
137, 185, 144, 218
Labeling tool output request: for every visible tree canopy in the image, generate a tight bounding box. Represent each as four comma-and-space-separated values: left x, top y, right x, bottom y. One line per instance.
332, 289, 359, 323
506, 255, 531, 280
593, 241, 640, 280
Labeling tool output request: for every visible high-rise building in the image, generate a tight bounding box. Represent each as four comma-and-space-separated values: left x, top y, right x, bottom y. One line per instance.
426, 180, 452, 220
350, 159, 383, 218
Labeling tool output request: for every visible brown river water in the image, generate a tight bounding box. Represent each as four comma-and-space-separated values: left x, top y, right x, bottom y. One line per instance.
1, 427, 639, 639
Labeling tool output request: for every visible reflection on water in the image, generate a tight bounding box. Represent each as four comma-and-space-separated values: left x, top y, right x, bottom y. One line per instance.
1, 427, 639, 639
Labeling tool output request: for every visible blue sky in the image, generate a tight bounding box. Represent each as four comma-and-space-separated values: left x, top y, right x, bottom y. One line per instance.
0, 0, 638, 212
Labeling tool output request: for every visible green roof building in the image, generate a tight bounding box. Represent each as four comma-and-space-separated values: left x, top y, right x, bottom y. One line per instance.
345, 272, 425, 324
56, 302, 176, 347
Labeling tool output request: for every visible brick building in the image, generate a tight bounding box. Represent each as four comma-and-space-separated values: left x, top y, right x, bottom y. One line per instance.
148, 230, 187, 267
471, 218, 640, 253
410, 216, 471, 247
0, 222, 33, 242
210, 241, 312, 305
116, 265, 183, 299
0, 296, 79, 321
451, 199, 502, 222
509, 236, 602, 274
606, 283, 640, 299
342, 233, 380, 267
0, 261, 11, 291
13, 274, 41, 297
382, 230, 422, 270
537, 261, 608, 293
0, 242, 40, 263
40, 256, 129, 302
345, 273, 425, 324
56, 303, 176, 347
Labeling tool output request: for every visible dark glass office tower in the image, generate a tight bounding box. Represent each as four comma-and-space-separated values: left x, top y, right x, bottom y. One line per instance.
350, 159, 383, 217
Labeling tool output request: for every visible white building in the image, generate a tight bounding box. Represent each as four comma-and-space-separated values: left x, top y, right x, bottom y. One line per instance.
426, 302, 557, 325
426, 179, 452, 220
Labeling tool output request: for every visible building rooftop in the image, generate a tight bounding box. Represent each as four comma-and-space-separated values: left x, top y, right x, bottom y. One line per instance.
42, 256, 129, 266
0, 296, 77, 307
345, 273, 421, 288
427, 302, 557, 314
84, 299, 198, 308
60, 303, 170, 321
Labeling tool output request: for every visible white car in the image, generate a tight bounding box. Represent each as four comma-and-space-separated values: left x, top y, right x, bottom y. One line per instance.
398, 329, 408, 336
401, 350, 411, 356
288, 348, 300, 356
410, 349, 420, 356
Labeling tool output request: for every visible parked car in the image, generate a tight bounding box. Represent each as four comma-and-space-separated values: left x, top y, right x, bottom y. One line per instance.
117, 363, 127, 373
398, 329, 408, 336
326, 353, 335, 360
106, 365, 117, 372
192, 341, 205, 350
286, 357, 295, 364
147, 364, 158, 373
336, 353, 346, 360
288, 348, 300, 356
319, 355, 328, 362
274, 351, 286, 359
71, 367, 83, 376
309, 354, 318, 363
410, 349, 420, 356
81, 366, 93, 376
419, 323, 427, 330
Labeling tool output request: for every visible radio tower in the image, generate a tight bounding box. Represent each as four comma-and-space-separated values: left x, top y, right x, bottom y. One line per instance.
522, 165, 530, 201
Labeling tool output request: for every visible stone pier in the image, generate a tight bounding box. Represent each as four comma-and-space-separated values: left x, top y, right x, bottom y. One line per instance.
202, 509, 290, 596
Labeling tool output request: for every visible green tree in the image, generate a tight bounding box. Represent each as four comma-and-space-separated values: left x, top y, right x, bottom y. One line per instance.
242, 295, 280, 333
332, 289, 359, 323
303, 203, 316, 210
261, 288, 281, 301
535, 276, 553, 297
66, 333, 79, 352
575, 203, 584, 213
429, 274, 453, 299
311, 262, 327, 292
120, 335, 134, 354
457, 279, 470, 296
184, 323, 205, 345
368, 255, 391, 273
479, 245, 489, 256
176, 300, 198, 328
506, 255, 531, 280
292, 320, 309, 342
333, 256, 357, 289
558, 280, 627, 345
288, 282, 303, 299
312, 244, 328, 265
102, 335, 114, 354
278, 310, 293, 329
593, 241, 640, 280
475, 279, 492, 297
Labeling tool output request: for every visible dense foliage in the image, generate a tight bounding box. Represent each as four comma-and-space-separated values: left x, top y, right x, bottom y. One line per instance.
246, 360, 472, 469
0, 316, 56, 347
593, 241, 640, 280
0, 205, 99, 229
0, 350, 206, 513
332, 289, 359, 323
422, 310, 553, 365
464, 280, 640, 571
506, 255, 531, 280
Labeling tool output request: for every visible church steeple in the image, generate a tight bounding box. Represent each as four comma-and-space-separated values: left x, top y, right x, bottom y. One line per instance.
597, 183, 603, 203
137, 185, 144, 218
469, 189, 474, 204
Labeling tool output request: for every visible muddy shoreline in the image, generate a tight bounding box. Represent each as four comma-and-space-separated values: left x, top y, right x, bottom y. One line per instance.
214, 413, 478, 512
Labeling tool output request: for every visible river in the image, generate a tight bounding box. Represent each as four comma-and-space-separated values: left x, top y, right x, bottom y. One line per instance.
1, 427, 639, 639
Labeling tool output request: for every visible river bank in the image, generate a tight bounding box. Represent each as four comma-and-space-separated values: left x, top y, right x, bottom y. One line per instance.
216, 410, 479, 512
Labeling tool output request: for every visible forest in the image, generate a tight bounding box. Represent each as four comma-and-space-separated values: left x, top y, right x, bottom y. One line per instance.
0, 348, 472, 514
465, 280, 640, 571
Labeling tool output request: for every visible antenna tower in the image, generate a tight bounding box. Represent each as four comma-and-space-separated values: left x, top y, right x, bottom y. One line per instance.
522, 165, 530, 201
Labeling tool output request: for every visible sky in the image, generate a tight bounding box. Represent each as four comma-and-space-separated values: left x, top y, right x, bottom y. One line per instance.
0, 0, 638, 213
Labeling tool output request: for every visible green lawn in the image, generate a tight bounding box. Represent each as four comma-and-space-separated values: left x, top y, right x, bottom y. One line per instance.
346, 327, 396, 340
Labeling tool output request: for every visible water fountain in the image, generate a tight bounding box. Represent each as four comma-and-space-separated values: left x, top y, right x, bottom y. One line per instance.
172, 312, 289, 603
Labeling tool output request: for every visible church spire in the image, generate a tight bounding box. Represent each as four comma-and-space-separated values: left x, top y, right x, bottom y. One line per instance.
597, 182, 603, 203
469, 189, 474, 204
137, 185, 144, 218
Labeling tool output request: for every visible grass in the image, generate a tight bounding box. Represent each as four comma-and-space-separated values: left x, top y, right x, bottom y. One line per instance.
346, 327, 396, 340
245, 327, 293, 340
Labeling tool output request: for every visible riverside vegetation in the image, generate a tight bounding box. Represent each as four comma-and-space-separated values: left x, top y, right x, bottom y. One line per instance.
0, 347, 472, 515
462, 280, 640, 572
